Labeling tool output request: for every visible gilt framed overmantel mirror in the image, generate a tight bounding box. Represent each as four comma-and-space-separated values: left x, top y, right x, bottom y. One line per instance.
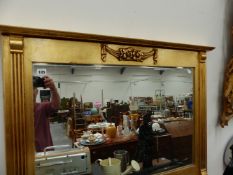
0, 25, 214, 175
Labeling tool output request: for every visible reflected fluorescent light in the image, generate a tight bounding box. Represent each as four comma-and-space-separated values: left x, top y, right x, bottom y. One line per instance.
177, 67, 183, 69
187, 69, 192, 74
94, 65, 102, 70
153, 67, 172, 71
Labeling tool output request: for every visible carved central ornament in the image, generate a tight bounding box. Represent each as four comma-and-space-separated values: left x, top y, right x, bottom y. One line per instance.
101, 44, 158, 64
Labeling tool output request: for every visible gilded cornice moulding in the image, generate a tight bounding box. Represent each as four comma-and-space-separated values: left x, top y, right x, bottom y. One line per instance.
0, 25, 214, 52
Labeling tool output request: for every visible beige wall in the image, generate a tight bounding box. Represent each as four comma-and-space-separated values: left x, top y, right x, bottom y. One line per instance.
0, 0, 233, 174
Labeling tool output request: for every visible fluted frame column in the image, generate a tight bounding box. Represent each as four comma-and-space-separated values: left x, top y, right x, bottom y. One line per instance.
3, 36, 34, 175
198, 52, 207, 175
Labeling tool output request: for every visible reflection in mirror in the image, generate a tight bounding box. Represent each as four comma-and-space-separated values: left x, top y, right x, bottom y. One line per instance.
33, 63, 193, 174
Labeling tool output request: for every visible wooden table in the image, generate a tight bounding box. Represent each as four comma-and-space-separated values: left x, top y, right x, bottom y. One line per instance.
164, 119, 193, 161
78, 134, 138, 163
153, 134, 173, 160
77, 120, 193, 163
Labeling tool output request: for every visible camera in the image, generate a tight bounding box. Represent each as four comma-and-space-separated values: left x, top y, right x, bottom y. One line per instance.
33, 76, 45, 88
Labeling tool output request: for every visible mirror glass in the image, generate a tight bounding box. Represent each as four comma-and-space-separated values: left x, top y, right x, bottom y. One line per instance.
33, 63, 194, 173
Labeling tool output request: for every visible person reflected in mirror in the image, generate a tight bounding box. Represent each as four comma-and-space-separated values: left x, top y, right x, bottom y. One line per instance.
33, 75, 60, 152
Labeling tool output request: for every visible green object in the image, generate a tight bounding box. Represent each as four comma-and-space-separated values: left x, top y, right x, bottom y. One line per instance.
90, 108, 98, 115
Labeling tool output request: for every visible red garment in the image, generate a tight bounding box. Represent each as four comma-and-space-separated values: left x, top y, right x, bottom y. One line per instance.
34, 102, 56, 152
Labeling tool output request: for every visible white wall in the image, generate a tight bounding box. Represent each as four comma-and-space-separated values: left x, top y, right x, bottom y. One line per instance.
33, 65, 192, 104
0, 0, 232, 174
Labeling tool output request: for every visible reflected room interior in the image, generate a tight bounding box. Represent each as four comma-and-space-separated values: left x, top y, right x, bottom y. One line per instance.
33, 64, 194, 174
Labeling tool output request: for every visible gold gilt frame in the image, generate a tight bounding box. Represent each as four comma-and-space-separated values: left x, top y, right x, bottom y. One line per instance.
0, 25, 214, 175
